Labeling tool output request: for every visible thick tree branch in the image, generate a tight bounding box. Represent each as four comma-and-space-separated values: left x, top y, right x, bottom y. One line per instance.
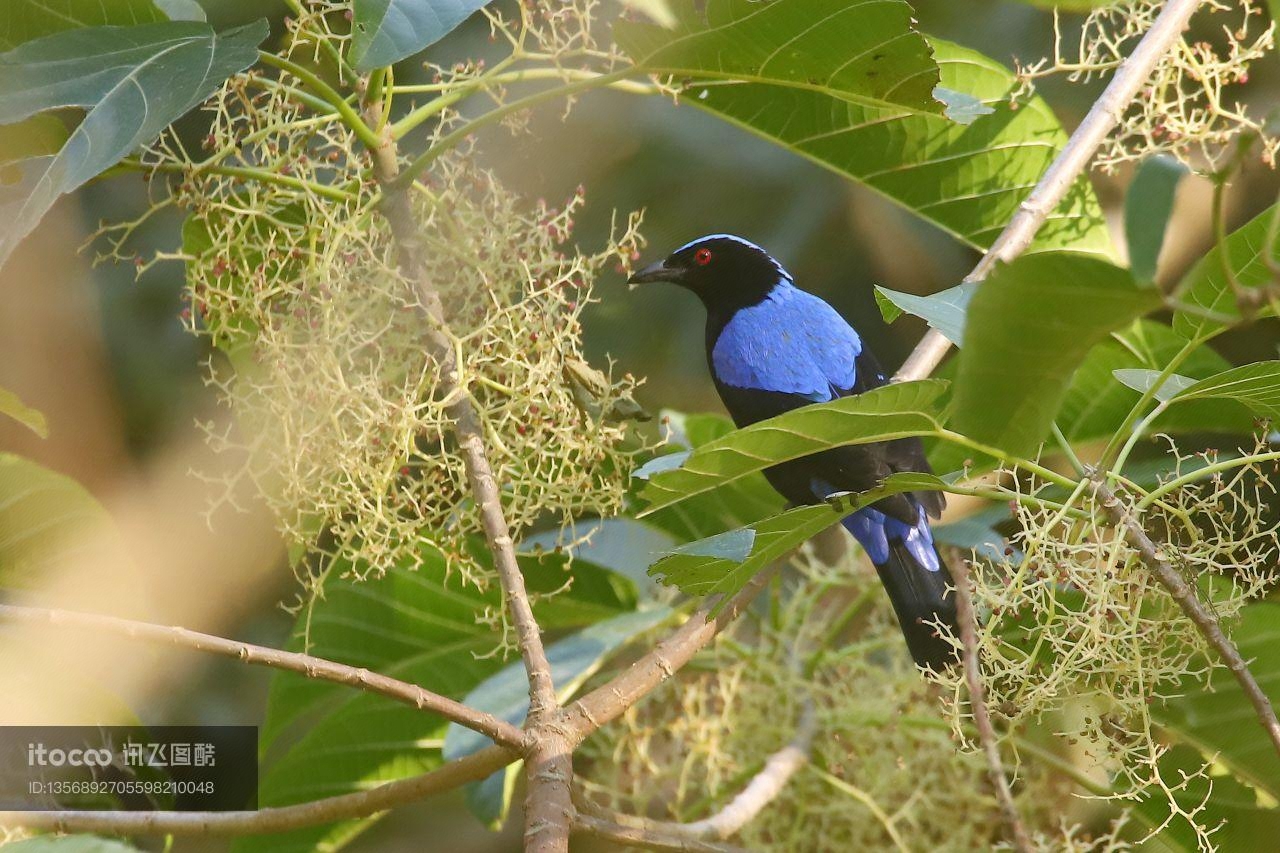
0, 745, 515, 835
560, 566, 778, 743
950, 561, 1033, 853
362, 113, 568, 850
0, 604, 529, 752
895, 0, 1208, 382
572, 700, 815, 844
1088, 476, 1280, 760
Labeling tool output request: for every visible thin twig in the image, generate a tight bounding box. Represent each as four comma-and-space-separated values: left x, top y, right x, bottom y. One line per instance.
950, 560, 1034, 853
572, 700, 815, 843
1088, 475, 1280, 761
559, 565, 779, 743
895, 0, 1209, 382
0, 745, 515, 835
572, 813, 750, 853
0, 603, 529, 752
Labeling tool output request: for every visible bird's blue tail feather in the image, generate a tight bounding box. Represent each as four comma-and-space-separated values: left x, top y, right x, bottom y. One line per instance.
842, 504, 958, 669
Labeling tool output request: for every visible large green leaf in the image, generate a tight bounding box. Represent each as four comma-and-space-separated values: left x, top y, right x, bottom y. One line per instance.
875, 281, 977, 346
618, 23, 1111, 256
649, 472, 943, 609
952, 254, 1162, 458
0, 0, 167, 49
0, 19, 267, 269
1172, 204, 1280, 341
638, 380, 949, 516
349, 0, 490, 72
6, 838, 144, 853
617, 0, 943, 115
0, 385, 47, 437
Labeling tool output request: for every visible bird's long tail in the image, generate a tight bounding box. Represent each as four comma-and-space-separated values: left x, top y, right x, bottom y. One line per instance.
842, 506, 958, 669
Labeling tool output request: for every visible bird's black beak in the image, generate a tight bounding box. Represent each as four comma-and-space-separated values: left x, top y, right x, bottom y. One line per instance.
628, 258, 680, 285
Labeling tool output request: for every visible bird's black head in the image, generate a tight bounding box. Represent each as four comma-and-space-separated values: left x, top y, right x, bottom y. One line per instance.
628, 234, 790, 309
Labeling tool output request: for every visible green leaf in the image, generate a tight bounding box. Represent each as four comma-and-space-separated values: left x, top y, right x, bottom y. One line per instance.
6, 838, 144, 853
1173, 204, 1280, 341
1055, 319, 1239, 446
442, 608, 672, 826
875, 281, 977, 346
1166, 361, 1280, 422
933, 85, 995, 125
0, 19, 268, 270
0, 453, 112, 585
953, 254, 1162, 458
153, 0, 205, 20
617, 0, 943, 115
1125, 155, 1188, 283
638, 380, 949, 516
1112, 368, 1197, 402
0, 385, 47, 437
0, 0, 166, 50
1016, 0, 1126, 9
518, 518, 678, 594
622, 28, 1111, 256
349, 0, 490, 73
650, 472, 944, 609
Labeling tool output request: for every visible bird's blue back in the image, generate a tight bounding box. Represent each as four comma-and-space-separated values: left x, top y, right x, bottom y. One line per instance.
710, 280, 862, 402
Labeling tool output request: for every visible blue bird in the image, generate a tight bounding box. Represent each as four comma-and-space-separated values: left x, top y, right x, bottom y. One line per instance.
630, 234, 957, 669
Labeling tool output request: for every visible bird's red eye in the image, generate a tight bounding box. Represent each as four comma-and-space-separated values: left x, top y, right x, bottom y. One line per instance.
694, 247, 713, 266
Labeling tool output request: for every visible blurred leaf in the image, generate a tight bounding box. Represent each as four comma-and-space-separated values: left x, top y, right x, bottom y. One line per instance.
0, 0, 167, 49
638, 380, 949, 516
153, 0, 205, 20
933, 85, 995, 125
6, 838, 145, 852
933, 514, 1014, 562
622, 0, 677, 28
1112, 368, 1197, 402
0, 453, 112, 585
1173, 204, 1280, 341
1125, 155, 1188, 283
664, 527, 755, 562
875, 282, 977, 346
650, 472, 943, 610
632, 450, 691, 480
0, 20, 267, 270
349, 0, 490, 73
519, 518, 678, 594
1016, 1, 1128, 10
443, 608, 672, 826
0, 114, 67, 181
1167, 361, 1280, 421
617, 0, 943, 115
0, 385, 47, 437
953, 254, 1161, 458
622, 30, 1110, 256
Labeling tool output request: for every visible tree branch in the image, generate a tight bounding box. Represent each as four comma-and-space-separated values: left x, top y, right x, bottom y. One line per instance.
0, 604, 529, 752
572, 699, 815, 844
560, 566, 778, 743
0, 745, 515, 835
1088, 475, 1280, 761
361, 109, 568, 849
895, 0, 1209, 382
572, 813, 750, 853
950, 560, 1033, 853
